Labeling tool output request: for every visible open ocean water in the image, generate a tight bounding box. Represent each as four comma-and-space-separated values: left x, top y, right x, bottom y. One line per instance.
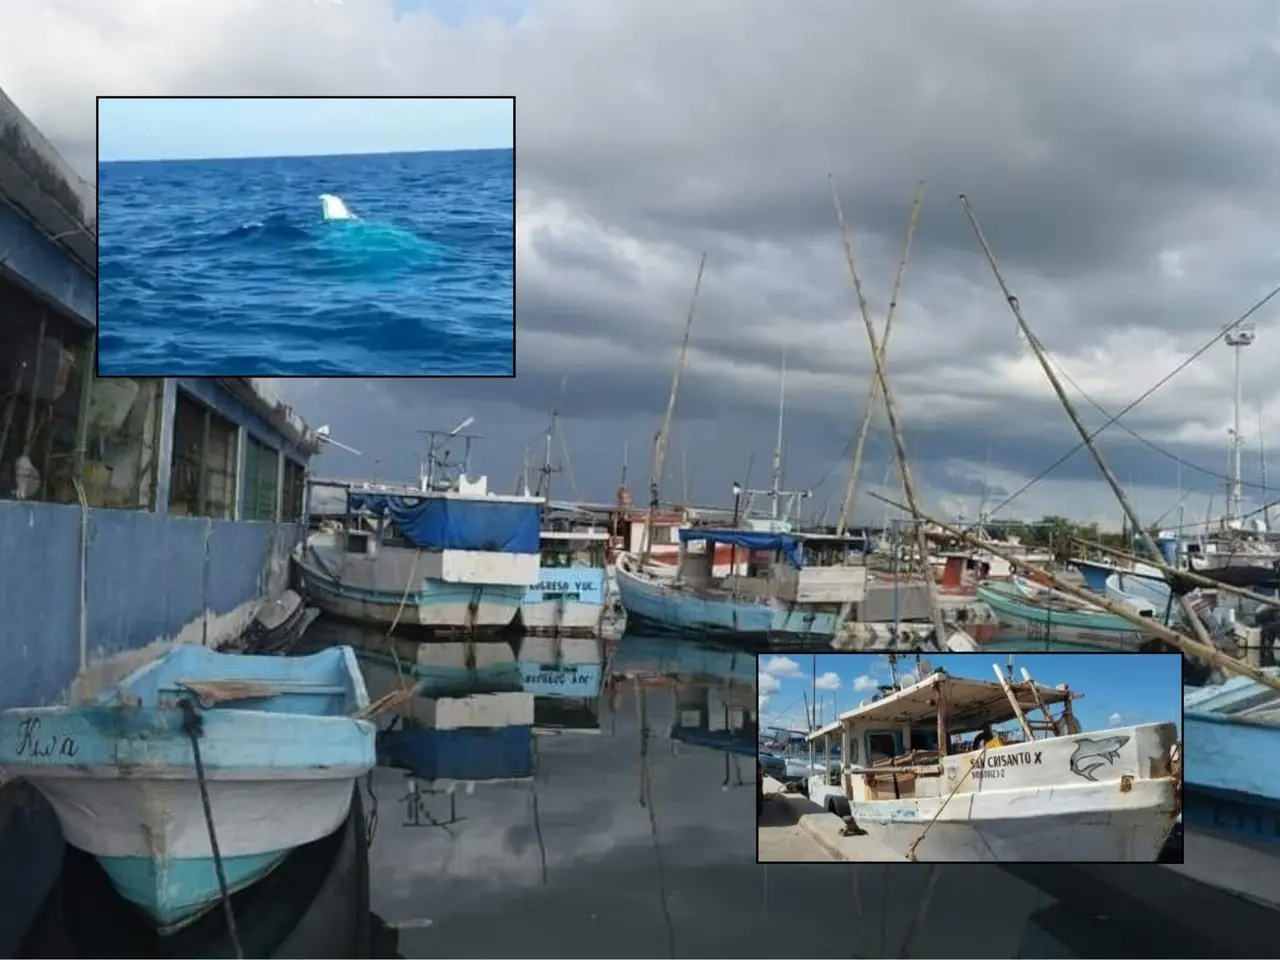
98, 149, 514, 376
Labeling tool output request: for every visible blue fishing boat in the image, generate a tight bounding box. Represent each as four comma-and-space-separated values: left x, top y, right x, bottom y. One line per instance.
615, 529, 867, 643
0, 645, 376, 930
1181, 669, 1280, 909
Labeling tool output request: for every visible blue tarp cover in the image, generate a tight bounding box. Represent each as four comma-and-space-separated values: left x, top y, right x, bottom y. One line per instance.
677, 528, 803, 568
350, 494, 540, 553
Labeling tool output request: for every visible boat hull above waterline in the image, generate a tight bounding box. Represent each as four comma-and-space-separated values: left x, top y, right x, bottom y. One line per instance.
614, 555, 844, 643
295, 552, 524, 634
854, 776, 1178, 862
977, 580, 1150, 649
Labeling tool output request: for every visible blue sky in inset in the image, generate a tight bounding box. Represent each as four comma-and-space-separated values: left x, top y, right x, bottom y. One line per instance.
758, 652, 1183, 736
97, 96, 513, 162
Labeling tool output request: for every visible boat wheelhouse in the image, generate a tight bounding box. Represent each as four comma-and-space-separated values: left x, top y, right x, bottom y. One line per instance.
520, 513, 610, 637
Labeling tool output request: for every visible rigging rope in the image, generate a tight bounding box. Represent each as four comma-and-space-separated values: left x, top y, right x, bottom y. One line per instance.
987, 280, 1280, 516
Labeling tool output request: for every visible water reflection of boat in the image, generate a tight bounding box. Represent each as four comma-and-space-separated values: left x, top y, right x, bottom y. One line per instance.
0, 646, 376, 930
610, 633, 755, 756
18, 785, 373, 958
518, 635, 605, 734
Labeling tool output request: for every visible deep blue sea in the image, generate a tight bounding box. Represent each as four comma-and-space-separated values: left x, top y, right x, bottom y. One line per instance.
98, 149, 514, 376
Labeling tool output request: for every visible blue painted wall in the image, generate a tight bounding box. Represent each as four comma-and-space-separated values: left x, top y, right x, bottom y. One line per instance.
0, 500, 302, 710
0, 200, 95, 328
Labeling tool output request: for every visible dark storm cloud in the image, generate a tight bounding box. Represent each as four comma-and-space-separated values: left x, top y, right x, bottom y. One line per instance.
11, 0, 1280, 523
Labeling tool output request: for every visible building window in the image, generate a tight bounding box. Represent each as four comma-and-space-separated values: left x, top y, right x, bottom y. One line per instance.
281, 457, 306, 522
242, 434, 279, 521
81, 374, 164, 510
169, 390, 238, 518
0, 282, 88, 505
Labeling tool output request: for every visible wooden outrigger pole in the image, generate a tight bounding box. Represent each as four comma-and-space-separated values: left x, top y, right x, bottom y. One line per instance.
831, 179, 948, 645
957, 194, 1219, 652
867, 491, 1280, 694
642, 252, 706, 566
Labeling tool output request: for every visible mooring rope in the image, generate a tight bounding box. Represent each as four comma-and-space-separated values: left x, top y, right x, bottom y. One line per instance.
179, 698, 244, 960
904, 743, 986, 862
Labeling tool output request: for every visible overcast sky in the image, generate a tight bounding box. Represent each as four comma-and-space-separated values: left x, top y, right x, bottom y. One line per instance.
7, 0, 1280, 528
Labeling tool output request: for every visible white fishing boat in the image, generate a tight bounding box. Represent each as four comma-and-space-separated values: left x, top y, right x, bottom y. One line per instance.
804, 663, 1180, 862
296, 463, 543, 635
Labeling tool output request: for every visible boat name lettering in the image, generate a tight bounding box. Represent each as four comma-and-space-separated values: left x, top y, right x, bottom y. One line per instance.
972, 750, 1042, 770
535, 579, 595, 594
523, 670, 593, 685
14, 718, 78, 759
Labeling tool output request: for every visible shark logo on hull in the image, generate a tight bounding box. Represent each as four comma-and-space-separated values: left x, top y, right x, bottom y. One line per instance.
319, 193, 358, 221
1068, 735, 1130, 782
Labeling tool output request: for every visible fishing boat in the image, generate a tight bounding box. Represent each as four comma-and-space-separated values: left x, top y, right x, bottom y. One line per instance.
1178, 668, 1280, 910
295, 475, 541, 634
804, 664, 1180, 861
616, 529, 867, 644
977, 576, 1154, 649
520, 521, 610, 637
0, 645, 376, 930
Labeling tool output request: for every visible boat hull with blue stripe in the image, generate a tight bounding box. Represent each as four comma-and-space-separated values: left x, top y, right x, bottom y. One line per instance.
0, 645, 375, 930
977, 579, 1152, 650
615, 528, 864, 644
1181, 669, 1280, 909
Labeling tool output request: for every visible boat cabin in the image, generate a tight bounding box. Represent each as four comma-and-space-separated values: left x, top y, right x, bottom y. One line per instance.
674, 529, 868, 605
805, 667, 1078, 803
540, 513, 609, 571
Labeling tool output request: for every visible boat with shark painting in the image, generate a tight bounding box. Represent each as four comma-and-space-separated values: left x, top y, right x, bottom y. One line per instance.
803, 661, 1180, 861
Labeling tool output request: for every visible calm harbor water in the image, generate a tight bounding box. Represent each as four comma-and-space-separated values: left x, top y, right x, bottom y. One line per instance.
301, 617, 1265, 958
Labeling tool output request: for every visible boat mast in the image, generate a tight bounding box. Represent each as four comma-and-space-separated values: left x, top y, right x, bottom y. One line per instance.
537, 410, 559, 500
836, 181, 925, 537
1258, 403, 1270, 531
959, 195, 1218, 652
831, 179, 947, 644
1226, 322, 1255, 524
772, 350, 787, 522
643, 252, 706, 564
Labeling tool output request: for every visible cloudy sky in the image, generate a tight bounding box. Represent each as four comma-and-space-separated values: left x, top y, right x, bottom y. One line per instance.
7, 0, 1280, 528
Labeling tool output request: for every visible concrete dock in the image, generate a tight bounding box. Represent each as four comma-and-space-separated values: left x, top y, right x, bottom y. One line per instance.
757, 777, 901, 862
